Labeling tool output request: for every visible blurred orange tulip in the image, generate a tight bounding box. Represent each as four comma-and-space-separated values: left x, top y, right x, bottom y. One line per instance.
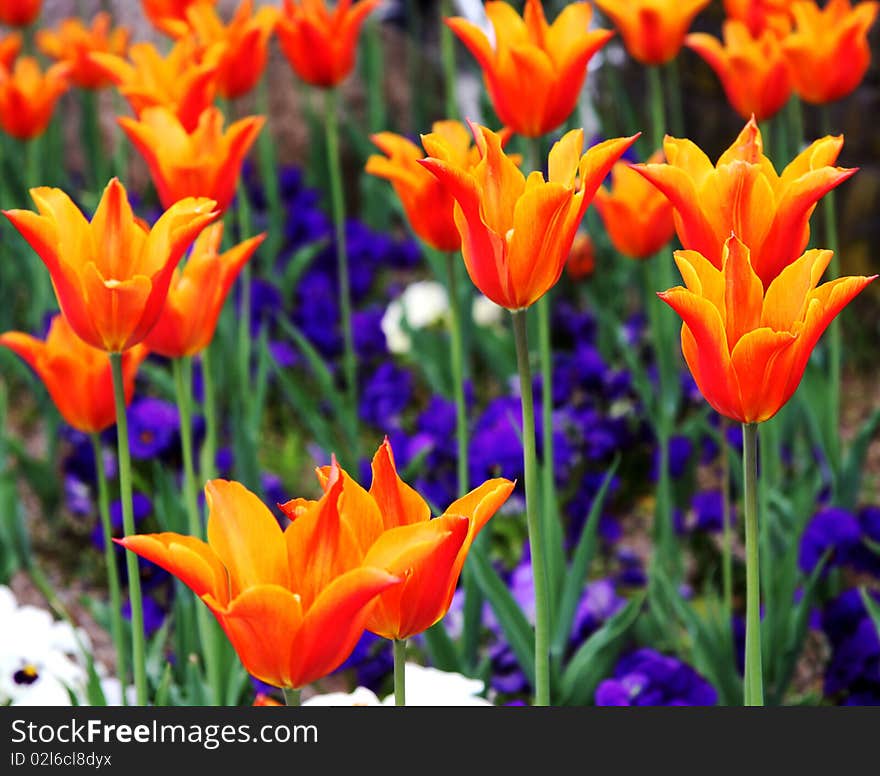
280, 439, 514, 641
419, 123, 637, 310
660, 235, 875, 423
0, 33, 21, 71
142, 0, 216, 33
145, 223, 264, 358
276, 0, 382, 88
782, 0, 879, 104
634, 118, 855, 287
0, 315, 147, 434
687, 20, 792, 121
566, 232, 596, 280
0, 0, 41, 27
594, 0, 710, 65
3, 178, 218, 353
0, 57, 69, 140
36, 13, 129, 90
119, 476, 402, 690
447, 0, 612, 137
723, 0, 793, 36
594, 151, 675, 260
118, 105, 264, 213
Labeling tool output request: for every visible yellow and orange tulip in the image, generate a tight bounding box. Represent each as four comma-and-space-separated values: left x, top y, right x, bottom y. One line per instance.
276, 0, 382, 88
634, 118, 856, 287
0, 315, 147, 435
0, 0, 41, 27
3, 178, 218, 353
594, 0, 710, 65
446, 0, 612, 138
145, 223, 264, 358
782, 0, 879, 105
723, 0, 793, 36
659, 235, 875, 424
118, 105, 264, 213
419, 123, 637, 310
142, 0, 216, 34
0, 57, 69, 140
594, 151, 675, 260
0, 33, 21, 71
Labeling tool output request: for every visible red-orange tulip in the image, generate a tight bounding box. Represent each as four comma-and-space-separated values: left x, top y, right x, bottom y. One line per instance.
118, 476, 402, 690
3, 178, 218, 353
566, 232, 596, 280
594, 150, 675, 260
276, 0, 382, 88
419, 123, 637, 310
634, 117, 856, 287
118, 106, 264, 213
782, 0, 879, 105
686, 20, 792, 121
0, 57, 69, 140
0, 0, 40, 27
145, 223, 264, 358
659, 234, 875, 424
142, 0, 216, 33
279, 439, 514, 641
723, 0, 793, 36
0, 33, 21, 71
36, 13, 130, 90
594, 0, 710, 65
446, 0, 613, 137
0, 315, 147, 434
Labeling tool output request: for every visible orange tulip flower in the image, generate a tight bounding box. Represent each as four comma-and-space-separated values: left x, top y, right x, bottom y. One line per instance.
36, 13, 130, 90
686, 20, 792, 121
634, 117, 856, 287
279, 439, 513, 641
89, 39, 223, 132
118, 106, 264, 213
566, 232, 596, 280
659, 234, 875, 424
3, 178, 218, 353
118, 476, 403, 690
419, 123, 637, 310
594, 150, 675, 260
446, 0, 613, 138
145, 223, 264, 358
0, 0, 41, 27
164, 0, 279, 100
0, 33, 21, 71
276, 0, 382, 89
0, 315, 147, 435
142, 0, 216, 34
781, 0, 880, 105
594, 0, 710, 65
723, 0, 793, 36
0, 57, 69, 140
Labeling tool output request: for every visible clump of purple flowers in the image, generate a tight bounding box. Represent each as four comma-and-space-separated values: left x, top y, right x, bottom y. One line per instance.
595, 648, 718, 706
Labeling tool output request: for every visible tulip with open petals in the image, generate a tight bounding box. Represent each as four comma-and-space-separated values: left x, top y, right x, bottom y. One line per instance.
118, 106, 264, 213
142, 0, 216, 33
0, 34, 21, 71
0, 57, 69, 140
0, 315, 147, 434
419, 123, 637, 310
634, 118, 856, 287
723, 0, 793, 36
659, 235, 875, 424
447, 0, 612, 137
0, 0, 41, 27
3, 178, 218, 353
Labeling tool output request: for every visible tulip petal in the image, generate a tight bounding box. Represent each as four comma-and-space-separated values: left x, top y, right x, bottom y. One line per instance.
729, 327, 797, 423
369, 438, 431, 529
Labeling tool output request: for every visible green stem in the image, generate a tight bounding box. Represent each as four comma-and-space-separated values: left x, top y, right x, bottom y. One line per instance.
720, 419, 733, 620
109, 352, 147, 706
664, 59, 684, 137
324, 88, 359, 464
362, 17, 385, 132
393, 639, 407, 706
236, 189, 253, 389
742, 422, 763, 706
199, 347, 218, 482
255, 78, 283, 268
511, 309, 551, 706
445, 253, 469, 496
647, 65, 666, 153
90, 433, 127, 700
282, 687, 301, 706
81, 89, 105, 191
440, 0, 458, 120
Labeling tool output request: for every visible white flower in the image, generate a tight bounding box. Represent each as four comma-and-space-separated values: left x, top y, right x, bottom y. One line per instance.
472, 294, 504, 328
381, 663, 493, 706
381, 281, 450, 355
302, 687, 382, 706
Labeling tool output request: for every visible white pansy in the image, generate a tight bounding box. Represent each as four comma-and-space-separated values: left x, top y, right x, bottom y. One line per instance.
472, 294, 504, 328
381, 281, 450, 355
302, 687, 382, 706
381, 663, 493, 706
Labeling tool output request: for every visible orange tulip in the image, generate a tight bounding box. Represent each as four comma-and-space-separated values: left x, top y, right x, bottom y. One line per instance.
0, 33, 21, 71
659, 234, 875, 424
164, 0, 279, 99
89, 39, 223, 132
781, 0, 879, 105
144, 223, 264, 358
118, 476, 403, 690
0, 57, 69, 140
594, 150, 675, 260
36, 13, 130, 90
0, 315, 147, 434
566, 232, 596, 280
279, 439, 514, 641
723, 0, 793, 36
142, 0, 216, 33
633, 117, 856, 287
594, 0, 710, 65
3, 178, 218, 353
0, 0, 40, 27
276, 0, 382, 88
118, 106, 264, 213
446, 0, 613, 138
419, 123, 637, 310
686, 20, 792, 121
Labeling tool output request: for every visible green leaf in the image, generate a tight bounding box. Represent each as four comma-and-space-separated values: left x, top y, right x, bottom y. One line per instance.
835, 408, 880, 510
422, 621, 465, 675
153, 662, 174, 707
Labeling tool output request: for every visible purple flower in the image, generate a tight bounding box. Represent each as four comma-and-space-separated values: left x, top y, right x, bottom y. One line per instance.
596, 648, 718, 706
469, 397, 524, 486
683, 490, 732, 534
122, 595, 166, 636
358, 362, 414, 429
352, 306, 387, 360
92, 492, 153, 551
798, 507, 862, 576
65, 475, 94, 517
126, 398, 180, 460
571, 579, 625, 642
